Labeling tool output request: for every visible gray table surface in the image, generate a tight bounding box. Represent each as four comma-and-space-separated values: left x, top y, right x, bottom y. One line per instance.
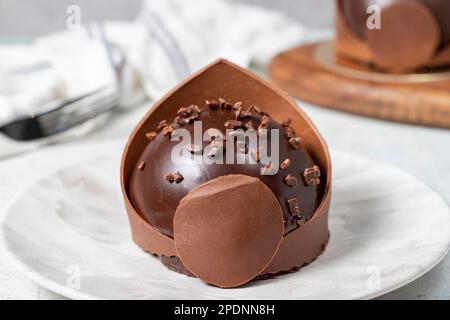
0, 94, 449, 299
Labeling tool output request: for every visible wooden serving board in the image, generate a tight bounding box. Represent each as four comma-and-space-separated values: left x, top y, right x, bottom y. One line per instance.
269, 42, 450, 129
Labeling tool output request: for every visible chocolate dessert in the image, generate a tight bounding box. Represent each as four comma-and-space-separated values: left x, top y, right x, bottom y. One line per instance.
120, 59, 331, 288
336, 0, 450, 72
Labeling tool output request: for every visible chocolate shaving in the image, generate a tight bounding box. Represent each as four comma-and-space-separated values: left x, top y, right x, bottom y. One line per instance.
145, 131, 157, 141
248, 104, 264, 115
288, 137, 302, 149
175, 116, 189, 126
260, 115, 269, 128
232, 101, 243, 111
137, 160, 146, 171
303, 165, 321, 185
206, 100, 219, 110
284, 126, 296, 139
256, 115, 269, 137
157, 120, 169, 131
224, 120, 243, 129
173, 171, 184, 183
284, 174, 298, 187
162, 125, 175, 136
219, 98, 232, 110
280, 159, 291, 170
164, 173, 175, 183
287, 198, 301, 217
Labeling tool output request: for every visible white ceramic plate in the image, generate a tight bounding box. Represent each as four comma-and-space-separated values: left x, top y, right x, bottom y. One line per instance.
1, 149, 449, 300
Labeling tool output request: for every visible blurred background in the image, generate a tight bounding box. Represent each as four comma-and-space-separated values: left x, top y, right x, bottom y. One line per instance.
0, 0, 333, 38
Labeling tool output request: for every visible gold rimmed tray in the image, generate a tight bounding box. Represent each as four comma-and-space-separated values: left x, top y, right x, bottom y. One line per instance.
270, 41, 450, 129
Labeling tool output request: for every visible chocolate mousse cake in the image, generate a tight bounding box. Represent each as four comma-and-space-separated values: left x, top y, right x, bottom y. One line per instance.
336, 0, 450, 72
120, 59, 331, 288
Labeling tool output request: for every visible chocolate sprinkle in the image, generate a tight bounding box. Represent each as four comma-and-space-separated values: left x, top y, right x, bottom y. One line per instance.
173, 171, 184, 183
284, 174, 298, 187
224, 120, 243, 129
219, 98, 232, 110
145, 131, 157, 141
284, 126, 296, 139
238, 110, 252, 119
206, 100, 219, 110
137, 160, 146, 171
287, 198, 301, 217
162, 125, 175, 136
288, 137, 302, 149
280, 159, 291, 170
233, 101, 243, 111
164, 173, 175, 183
157, 120, 169, 131
304, 165, 321, 185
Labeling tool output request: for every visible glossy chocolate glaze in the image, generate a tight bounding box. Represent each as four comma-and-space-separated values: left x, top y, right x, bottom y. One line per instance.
341, 0, 450, 44
128, 105, 320, 238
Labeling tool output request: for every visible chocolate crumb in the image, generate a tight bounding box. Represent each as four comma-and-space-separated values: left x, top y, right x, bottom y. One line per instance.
233, 101, 243, 111
175, 116, 189, 126
164, 173, 175, 183
137, 160, 146, 171
157, 120, 169, 131
284, 174, 298, 187
173, 171, 184, 183
238, 110, 252, 119
224, 120, 243, 129
162, 125, 175, 136
219, 98, 232, 110
287, 198, 301, 217
260, 115, 269, 128
280, 159, 291, 170
304, 165, 321, 185
284, 126, 296, 139
186, 144, 202, 154
281, 118, 292, 127
145, 131, 157, 141
288, 137, 302, 149
206, 100, 219, 110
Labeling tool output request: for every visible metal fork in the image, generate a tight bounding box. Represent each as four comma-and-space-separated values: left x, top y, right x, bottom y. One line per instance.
0, 86, 118, 141
0, 23, 122, 142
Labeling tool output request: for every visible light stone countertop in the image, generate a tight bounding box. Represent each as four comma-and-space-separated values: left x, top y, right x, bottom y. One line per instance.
0, 97, 449, 300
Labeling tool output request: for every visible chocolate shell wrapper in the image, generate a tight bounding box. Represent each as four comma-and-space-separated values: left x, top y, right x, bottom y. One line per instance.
336, 0, 450, 72
120, 59, 332, 288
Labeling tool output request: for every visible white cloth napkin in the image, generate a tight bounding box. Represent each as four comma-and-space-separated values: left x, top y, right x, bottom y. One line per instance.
0, 0, 304, 158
